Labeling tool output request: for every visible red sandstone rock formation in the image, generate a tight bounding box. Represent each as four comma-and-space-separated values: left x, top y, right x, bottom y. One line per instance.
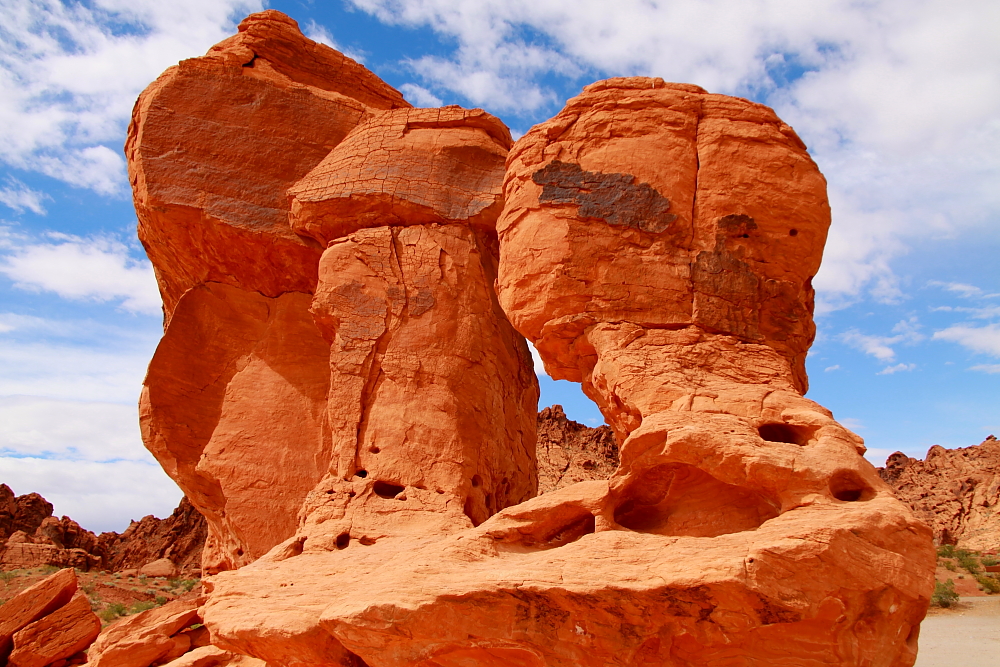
0, 568, 99, 666
0, 485, 204, 574
130, 10, 411, 573
880, 435, 1000, 551
126, 13, 935, 667
536, 405, 617, 493
98, 497, 206, 574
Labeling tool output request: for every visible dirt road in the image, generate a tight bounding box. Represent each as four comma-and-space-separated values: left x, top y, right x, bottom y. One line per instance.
916, 597, 1000, 667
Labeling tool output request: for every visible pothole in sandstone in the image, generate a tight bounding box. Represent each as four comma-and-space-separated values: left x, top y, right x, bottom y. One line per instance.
613, 463, 780, 537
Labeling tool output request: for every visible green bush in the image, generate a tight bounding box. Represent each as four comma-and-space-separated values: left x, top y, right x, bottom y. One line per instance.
982, 555, 998, 567
130, 601, 157, 614
976, 575, 1000, 594
155, 595, 167, 606
98, 601, 127, 621
931, 580, 960, 608
937, 544, 956, 558
181, 579, 198, 592
956, 550, 981, 575
944, 560, 957, 572
0, 571, 15, 584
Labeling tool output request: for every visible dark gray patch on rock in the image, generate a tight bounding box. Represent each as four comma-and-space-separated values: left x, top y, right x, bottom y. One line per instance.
532, 160, 677, 234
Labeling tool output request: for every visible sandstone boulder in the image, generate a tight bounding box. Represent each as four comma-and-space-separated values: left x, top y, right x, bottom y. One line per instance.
8, 591, 100, 667
0, 567, 77, 659
139, 558, 178, 579
86, 598, 202, 667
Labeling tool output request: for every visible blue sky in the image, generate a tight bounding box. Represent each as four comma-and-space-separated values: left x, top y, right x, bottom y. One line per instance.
0, 0, 997, 532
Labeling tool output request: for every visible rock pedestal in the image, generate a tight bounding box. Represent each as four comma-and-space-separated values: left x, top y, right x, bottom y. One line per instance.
127, 13, 935, 667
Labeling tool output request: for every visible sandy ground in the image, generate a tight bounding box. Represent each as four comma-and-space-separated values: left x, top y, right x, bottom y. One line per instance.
916, 597, 1000, 667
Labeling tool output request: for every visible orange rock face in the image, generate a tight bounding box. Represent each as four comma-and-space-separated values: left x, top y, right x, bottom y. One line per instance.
130, 10, 410, 573
130, 13, 935, 666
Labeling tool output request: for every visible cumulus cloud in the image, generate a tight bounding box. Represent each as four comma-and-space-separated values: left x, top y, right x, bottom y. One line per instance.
399, 83, 444, 107
878, 363, 916, 375
0, 231, 161, 314
348, 0, 1000, 306
0, 178, 48, 214
970, 364, 1000, 374
0, 0, 263, 195
933, 323, 1000, 357
840, 317, 924, 362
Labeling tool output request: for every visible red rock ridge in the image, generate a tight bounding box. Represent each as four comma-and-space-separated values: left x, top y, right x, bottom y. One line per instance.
536, 405, 618, 494
879, 435, 1000, 551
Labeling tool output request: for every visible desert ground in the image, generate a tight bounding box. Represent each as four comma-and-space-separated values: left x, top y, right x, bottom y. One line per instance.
916, 597, 1000, 666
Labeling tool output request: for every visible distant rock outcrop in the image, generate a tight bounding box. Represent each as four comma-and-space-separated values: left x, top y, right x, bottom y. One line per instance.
536, 405, 618, 493
0, 485, 205, 574
879, 435, 1000, 551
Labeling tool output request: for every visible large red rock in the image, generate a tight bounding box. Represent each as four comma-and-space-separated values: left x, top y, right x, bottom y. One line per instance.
8, 591, 100, 667
127, 16, 936, 666
880, 435, 1000, 550
86, 598, 202, 667
127, 9, 409, 317
0, 568, 77, 660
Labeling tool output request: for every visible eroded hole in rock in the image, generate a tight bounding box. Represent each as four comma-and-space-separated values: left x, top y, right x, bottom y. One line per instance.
355, 469, 368, 479
336, 533, 351, 550
829, 471, 874, 502
373, 481, 405, 499
369, 446, 380, 453
544, 513, 596, 548
471, 474, 482, 487
789, 228, 799, 236
359, 536, 377, 546
613, 463, 779, 537
758, 423, 814, 446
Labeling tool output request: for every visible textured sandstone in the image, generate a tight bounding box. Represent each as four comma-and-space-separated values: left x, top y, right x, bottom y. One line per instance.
98, 496, 206, 573
86, 598, 202, 667
129, 15, 935, 666
8, 592, 100, 667
0, 568, 77, 660
536, 405, 618, 493
139, 558, 178, 579
880, 435, 1000, 551
130, 10, 409, 574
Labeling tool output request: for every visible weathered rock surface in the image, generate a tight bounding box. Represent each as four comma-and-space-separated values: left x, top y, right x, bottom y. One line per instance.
130, 10, 411, 573
86, 598, 203, 667
8, 591, 100, 667
880, 435, 1000, 551
0, 569, 100, 667
127, 15, 935, 667
98, 496, 206, 574
0, 485, 204, 574
536, 405, 617, 493
0, 568, 77, 659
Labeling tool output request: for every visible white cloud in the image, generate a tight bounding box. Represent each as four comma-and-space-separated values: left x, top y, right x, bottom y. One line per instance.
933, 323, 1000, 357
399, 83, 444, 107
824, 364, 840, 372
348, 0, 1000, 306
0, 232, 161, 314
0, 178, 48, 214
528, 342, 547, 377
0, 456, 181, 533
0, 396, 147, 462
970, 364, 1000, 374
0, 0, 263, 194
877, 363, 915, 375
928, 280, 985, 298
840, 317, 924, 362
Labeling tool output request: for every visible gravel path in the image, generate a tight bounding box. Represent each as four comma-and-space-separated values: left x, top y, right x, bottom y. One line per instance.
916, 597, 1000, 667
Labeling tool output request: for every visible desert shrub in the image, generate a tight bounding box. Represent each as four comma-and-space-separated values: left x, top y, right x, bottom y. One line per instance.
138, 574, 148, 583
931, 580, 960, 608
39, 565, 59, 575
155, 595, 167, 605
937, 544, 956, 558
943, 560, 957, 572
130, 601, 157, 614
982, 555, 998, 566
98, 602, 127, 621
976, 575, 1000, 594
181, 579, 198, 592
0, 571, 15, 584
956, 550, 981, 574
